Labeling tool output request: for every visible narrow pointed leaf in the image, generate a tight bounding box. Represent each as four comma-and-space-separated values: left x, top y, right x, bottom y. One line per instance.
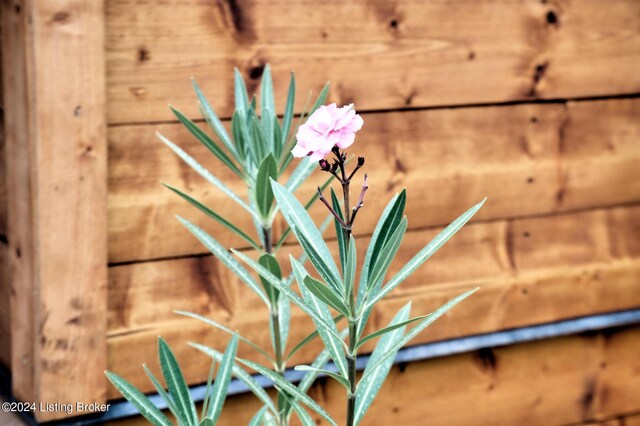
356, 313, 431, 350
285, 313, 344, 361
248, 406, 269, 426
159, 133, 260, 222
291, 257, 349, 378
105, 371, 172, 426
361, 288, 479, 382
274, 173, 336, 251
260, 64, 275, 118
158, 337, 198, 426
302, 276, 349, 317
142, 364, 179, 417
353, 303, 411, 425
200, 359, 216, 419
271, 180, 342, 292
163, 183, 260, 250
234, 68, 250, 113
256, 155, 278, 218
238, 358, 338, 426
175, 310, 273, 363
205, 334, 238, 422
363, 199, 485, 311
250, 116, 267, 162
192, 80, 236, 156
232, 249, 347, 346
281, 73, 296, 147
367, 217, 408, 292
231, 111, 249, 164
258, 253, 281, 304
345, 236, 357, 301
190, 343, 277, 414
278, 291, 291, 354
170, 106, 243, 179
199, 420, 215, 426
295, 365, 350, 390
178, 217, 270, 306
290, 401, 315, 426
330, 187, 347, 275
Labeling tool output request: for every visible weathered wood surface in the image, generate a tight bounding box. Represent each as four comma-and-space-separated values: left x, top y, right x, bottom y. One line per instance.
105, 0, 640, 124
108, 97, 640, 263
106, 203, 640, 397
1, 0, 108, 420
108, 325, 640, 426
0, 15, 9, 368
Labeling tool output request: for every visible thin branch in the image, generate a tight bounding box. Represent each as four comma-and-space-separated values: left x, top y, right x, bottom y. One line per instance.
317, 186, 348, 228
349, 174, 368, 227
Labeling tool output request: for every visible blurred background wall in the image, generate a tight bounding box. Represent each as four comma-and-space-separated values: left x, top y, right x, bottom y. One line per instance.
1, 0, 639, 424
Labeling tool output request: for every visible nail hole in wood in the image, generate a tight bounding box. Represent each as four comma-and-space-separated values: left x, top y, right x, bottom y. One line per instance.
249, 64, 265, 80
546, 10, 558, 25
523, 231, 530, 238
74, 105, 82, 117
527, 177, 535, 183
530, 116, 538, 123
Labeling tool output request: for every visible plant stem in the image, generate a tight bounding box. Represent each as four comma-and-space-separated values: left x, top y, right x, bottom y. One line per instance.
346, 320, 358, 426
263, 226, 286, 425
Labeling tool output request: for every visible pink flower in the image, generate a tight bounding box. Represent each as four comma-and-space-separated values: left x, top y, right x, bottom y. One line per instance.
292, 103, 364, 161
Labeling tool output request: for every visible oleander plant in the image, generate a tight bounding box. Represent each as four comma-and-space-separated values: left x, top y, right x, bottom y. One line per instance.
105, 65, 485, 426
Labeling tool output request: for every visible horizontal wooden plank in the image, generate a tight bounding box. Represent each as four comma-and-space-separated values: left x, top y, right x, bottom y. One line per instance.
108, 97, 640, 263
108, 326, 640, 425
105, 0, 640, 124
106, 204, 640, 397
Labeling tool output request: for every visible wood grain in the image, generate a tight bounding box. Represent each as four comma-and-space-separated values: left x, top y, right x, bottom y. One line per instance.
0, 14, 9, 368
105, 204, 640, 397
108, 97, 640, 263
107, 325, 640, 426
1, 0, 108, 420
105, 0, 640, 124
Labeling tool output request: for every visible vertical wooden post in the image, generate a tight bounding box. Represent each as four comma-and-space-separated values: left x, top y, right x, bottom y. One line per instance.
1, 0, 107, 421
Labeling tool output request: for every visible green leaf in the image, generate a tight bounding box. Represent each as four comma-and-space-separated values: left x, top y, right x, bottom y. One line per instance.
260, 64, 275, 118
247, 406, 269, 426
277, 290, 291, 355
177, 217, 270, 306
258, 253, 281, 304
159, 133, 261, 223
302, 276, 349, 317
237, 358, 338, 426
250, 116, 267, 163
271, 180, 343, 293
232, 249, 346, 346
105, 371, 172, 426
330, 188, 347, 276
295, 365, 350, 390
290, 401, 315, 426
200, 359, 216, 420
234, 68, 250, 113
142, 364, 179, 417
361, 288, 479, 382
274, 173, 336, 251
366, 191, 406, 284
272, 116, 283, 159
291, 257, 349, 378
355, 313, 431, 350
190, 343, 277, 414
174, 310, 273, 363
158, 337, 198, 426
205, 334, 238, 423
162, 183, 260, 250
170, 106, 243, 179
256, 155, 278, 218
192, 80, 237, 157
363, 199, 485, 311
199, 419, 215, 426
281, 73, 296, 148
367, 217, 407, 292
285, 313, 344, 361
345, 236, 357, 301
295, 228, 344, 297
353, 303, 411, 425
231, 111, 249, 165
284, 157, 317, 195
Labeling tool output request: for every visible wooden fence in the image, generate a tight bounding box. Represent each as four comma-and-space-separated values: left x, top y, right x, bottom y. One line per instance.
1, 0, 639, 424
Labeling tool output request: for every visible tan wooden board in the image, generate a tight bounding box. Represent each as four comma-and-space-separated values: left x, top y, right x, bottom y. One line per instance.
1, 0, 108, 420
108, 97, 640, 263
105, 0, 640, 124
105, 204, 640, 397
108, 325, 640, 426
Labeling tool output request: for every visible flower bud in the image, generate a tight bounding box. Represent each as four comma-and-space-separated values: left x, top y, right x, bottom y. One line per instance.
357, 156, 365, 167
318, 159, 330, 171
